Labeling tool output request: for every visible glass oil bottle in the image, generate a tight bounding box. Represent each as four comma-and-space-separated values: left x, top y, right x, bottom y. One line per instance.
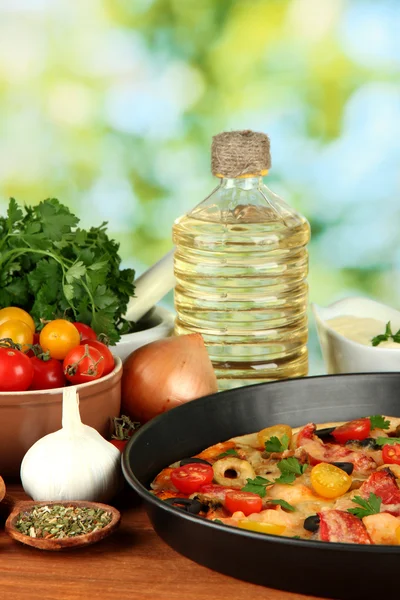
173, 130, 310, 390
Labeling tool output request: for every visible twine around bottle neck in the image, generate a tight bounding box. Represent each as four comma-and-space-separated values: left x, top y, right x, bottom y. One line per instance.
211, 130, 271, 179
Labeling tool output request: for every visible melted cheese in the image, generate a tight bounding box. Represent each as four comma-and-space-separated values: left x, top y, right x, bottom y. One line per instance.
363, 513, 400, 544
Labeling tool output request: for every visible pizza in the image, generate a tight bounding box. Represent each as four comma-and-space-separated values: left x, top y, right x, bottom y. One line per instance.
150, 415, 400, 545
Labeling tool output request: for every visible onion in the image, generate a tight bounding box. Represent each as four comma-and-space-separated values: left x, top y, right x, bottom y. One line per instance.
121, 333, 218, 422
0, 475, 5, 503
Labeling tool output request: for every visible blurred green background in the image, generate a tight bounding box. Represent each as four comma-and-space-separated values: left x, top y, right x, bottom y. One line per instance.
1, 0, 400, 372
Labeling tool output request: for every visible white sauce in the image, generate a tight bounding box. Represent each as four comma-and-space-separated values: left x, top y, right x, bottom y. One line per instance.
326, 315, 400, 349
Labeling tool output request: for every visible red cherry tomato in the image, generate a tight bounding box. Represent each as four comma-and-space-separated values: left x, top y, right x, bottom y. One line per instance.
0, 348, 34, 392
382, 443, 400, 465
30, 356, 66, 390
63, 344, 104, 385
224, 491, 263, 516
170, 463, 214, 494
81, 339, 115, 375
332, 418, 371, 444
73, 322, 97, 342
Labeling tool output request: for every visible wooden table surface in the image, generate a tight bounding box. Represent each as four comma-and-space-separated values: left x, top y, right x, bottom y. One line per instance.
0, 483, 324, 600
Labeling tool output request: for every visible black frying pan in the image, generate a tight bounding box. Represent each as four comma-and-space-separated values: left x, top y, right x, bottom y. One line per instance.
122, 373, 400, 599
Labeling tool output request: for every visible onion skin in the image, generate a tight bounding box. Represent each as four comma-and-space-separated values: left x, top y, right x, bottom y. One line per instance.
121, 333, 218, 423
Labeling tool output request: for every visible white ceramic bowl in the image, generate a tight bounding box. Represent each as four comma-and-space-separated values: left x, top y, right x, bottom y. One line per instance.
112, 305, 175, 362
312, 297, 400, 374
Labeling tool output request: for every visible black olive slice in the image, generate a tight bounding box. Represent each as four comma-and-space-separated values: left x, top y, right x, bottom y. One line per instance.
304, 514, 320, 532
315, 426, 336, 440
345, 438, 380, 450
164, 497, 205, 514
330, 462, 354, 475
179, 457, 212, 467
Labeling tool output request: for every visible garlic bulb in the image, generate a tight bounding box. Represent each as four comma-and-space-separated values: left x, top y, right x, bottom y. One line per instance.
21, 387, 121, 502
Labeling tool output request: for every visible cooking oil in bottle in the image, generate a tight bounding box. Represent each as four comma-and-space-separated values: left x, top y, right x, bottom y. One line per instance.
173, 130, 310, 391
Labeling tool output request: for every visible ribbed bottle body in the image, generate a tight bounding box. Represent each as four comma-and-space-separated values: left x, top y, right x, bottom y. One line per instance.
173, 196, 310, 390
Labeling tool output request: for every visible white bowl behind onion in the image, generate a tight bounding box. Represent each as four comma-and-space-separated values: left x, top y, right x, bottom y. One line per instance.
112, 305, 175, 362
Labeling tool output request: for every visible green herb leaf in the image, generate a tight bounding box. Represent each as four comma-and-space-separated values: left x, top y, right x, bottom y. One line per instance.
241, 476, 274, 497
369, 415, 390, 430
348, 493, 382, 518
277, 457, 307, 477
89, 261, 109, 272
213, 519, 223, 524
36, 198, 79, 241
274, 472, 296, 485
7, 197, 23, 230
376, 437, 400, 446
385, 321, 393, 337
372, 334, 389, 347
268, 499, 296, 512
371, 321, 400, 346
63, 284, 74, 302
217, 449, 239, 459
65, 261, 87, 283
265, 434, 289, 453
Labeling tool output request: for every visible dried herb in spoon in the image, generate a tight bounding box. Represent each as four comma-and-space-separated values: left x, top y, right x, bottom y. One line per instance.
15, 505, 112, 539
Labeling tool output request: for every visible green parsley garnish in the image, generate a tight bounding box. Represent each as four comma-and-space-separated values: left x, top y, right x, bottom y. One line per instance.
376, 437, 400, 446
0, 198, 135, 343
268, 499, 296, 512
348, 493, 382, 518
213, 519, 223, 524
274, 472, 296, 485
369, 415, 390, 430
241, 459, 308, 495
241, 476, 274, 497
273, 457, 307, 485
292, 535, 301, 539
217, 449, 239, 459
371, 322, 400, 347
265, 434, 290, 453
277, 457, 307, 477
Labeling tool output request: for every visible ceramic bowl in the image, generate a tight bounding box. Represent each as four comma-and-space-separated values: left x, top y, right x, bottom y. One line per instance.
0, 357, 122, 479
312, 296, 400, 374
112, 305, 175, 362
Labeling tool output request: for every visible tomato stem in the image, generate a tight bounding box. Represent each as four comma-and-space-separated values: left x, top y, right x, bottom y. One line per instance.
0, 338, 22, 351
111, 415, 141, 441
65, 344, 104, 377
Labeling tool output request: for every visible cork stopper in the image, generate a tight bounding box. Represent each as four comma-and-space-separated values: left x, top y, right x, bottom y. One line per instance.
211, 130, 271, 178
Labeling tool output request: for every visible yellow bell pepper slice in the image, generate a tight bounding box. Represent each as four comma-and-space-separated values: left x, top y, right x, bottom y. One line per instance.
237, 520, 286, 535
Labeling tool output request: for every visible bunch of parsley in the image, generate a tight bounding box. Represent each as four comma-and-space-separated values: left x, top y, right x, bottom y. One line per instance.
0, 198, 135, 344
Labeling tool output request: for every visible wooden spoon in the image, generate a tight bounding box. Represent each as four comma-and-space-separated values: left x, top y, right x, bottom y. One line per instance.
5, 500, 120, 551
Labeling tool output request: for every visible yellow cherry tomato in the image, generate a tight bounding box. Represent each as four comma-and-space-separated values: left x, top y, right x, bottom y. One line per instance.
310, 463, 352, 499
0, 307, 35, 333
39, 319, 80, 360
257, 424, 292, 449
0, 319, 34, 352
396, 525, 400, 544
237, 520, 286, 536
